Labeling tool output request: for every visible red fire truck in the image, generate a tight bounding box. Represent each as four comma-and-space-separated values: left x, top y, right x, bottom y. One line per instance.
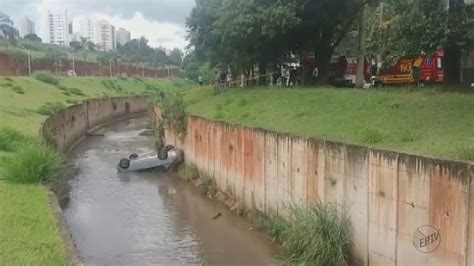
374, 49, 444, 86
328, 56, 372, 86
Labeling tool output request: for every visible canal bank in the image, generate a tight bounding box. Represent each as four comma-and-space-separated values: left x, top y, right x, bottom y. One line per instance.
64, 116, 279, 264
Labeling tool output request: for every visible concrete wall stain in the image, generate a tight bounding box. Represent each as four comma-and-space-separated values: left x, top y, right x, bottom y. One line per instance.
156, 110, 474, 266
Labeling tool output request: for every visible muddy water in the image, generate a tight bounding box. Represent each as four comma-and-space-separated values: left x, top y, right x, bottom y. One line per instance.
63, 117, 279, 265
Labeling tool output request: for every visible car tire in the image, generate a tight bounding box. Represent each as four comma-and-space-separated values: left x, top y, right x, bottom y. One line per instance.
129, 153, 139, 160
158, 149, 168, 160
165, 145, 175, 152
119, 158, 130, 169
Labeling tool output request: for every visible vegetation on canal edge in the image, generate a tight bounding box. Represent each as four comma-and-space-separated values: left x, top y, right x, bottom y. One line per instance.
0, 76, 192, 264
185, 86, 474, 161
255, 203, 353, 266
1, 141, 63, 184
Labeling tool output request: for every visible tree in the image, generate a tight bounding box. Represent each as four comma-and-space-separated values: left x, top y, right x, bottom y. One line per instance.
85, 41, 96, 51
0, 12, 18, 40
69, 41, 82, 52
23, 33, 42, 42
168, 48, 183, 66
187, 0, 369, 84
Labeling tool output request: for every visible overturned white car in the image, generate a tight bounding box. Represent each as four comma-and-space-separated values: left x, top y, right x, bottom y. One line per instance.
117, 145, 184, 172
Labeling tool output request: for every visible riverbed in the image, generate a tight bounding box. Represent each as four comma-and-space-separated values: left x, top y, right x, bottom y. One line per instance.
63, 117, 279, 265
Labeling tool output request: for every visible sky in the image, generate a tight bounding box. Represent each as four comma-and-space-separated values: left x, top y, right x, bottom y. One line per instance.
0, 0, 196, 50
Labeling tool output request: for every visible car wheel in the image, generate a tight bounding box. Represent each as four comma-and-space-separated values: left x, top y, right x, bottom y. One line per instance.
158, 149, 168, 160
119, 158, 130, 169
129, 153, 139, 160
165, 145, 175, 152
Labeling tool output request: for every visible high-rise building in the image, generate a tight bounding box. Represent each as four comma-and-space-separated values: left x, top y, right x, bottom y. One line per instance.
79, 18, 97, 43
19, 16, 35, 38
96, 20, 116, 51
116, 28, 131, 46
46, 10, 71, 46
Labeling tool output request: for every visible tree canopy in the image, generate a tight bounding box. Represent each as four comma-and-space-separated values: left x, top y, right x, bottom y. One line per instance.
186, 0, 474, 84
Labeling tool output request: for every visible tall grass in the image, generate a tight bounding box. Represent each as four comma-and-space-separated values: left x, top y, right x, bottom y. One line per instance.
178, 164, 199, 181
34, 71, 59, 85
36, 102, 66, 116
0, 142, 63, 184
0, 128, 34, 152
256, 202, 353, 266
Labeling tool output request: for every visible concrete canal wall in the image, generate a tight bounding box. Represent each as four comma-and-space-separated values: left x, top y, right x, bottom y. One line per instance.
156, 108, 474, 266
42, 96, 149, 152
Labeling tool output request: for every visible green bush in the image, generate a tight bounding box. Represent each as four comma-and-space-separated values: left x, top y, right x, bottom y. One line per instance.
0, 142, 63, 184
178, 164, 199, 181
35, 72, 59, 85
159, 92, 188, 138
256, 203, 353, 266
56, 85, 68, 91
0, 128, 34, 152
36, 102, 66, 116
66, 99, 79, 105
2, 83, 13, 87
11, 86, 25, 94
68, 88, 86, 97
254, 213, 288, 242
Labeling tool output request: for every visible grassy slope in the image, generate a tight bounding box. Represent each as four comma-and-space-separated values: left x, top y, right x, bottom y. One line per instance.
185, 86, 474, 161
0, 76, 190, 264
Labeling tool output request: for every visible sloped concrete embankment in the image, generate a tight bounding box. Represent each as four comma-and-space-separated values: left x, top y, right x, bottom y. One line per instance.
155, 107, 474, 266
40, 96, 149, 265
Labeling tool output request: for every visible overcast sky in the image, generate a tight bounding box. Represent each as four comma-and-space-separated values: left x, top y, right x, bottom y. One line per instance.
1, 0, 195, 50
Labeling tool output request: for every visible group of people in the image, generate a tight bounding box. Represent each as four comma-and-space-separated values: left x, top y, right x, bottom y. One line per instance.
273, 64, 319, 87
213, 68, 233, 94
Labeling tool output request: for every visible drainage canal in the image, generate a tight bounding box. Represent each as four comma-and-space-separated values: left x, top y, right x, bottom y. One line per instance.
63, 117, 279, 265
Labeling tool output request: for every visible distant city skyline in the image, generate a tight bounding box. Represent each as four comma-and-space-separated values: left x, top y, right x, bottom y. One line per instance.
3, 0, 194, 50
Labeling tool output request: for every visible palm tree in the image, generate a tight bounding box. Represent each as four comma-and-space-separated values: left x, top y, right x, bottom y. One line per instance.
0, 12, 18, 39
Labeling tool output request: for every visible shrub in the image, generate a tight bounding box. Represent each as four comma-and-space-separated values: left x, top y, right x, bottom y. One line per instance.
159, 92, 188, 138
11, 86, 25, 94
56, 85, 68, 91
200, 176, 214, 194
35, 72, 59, 85
458, 147, 474, 161
0, 128, 34, 152
2, 83, 13, 87
361, 127, 383, 144
36, 102, 66, 116
285, 203, 352, 265
3, 77, 13, 81
117, 76, 128, 80
254, 213, 288, 242
256, 203, 353, 266
178, 164, 199, 181
68, 88, 86, 97
66, 99, 78, 105
0, 142, 63, 184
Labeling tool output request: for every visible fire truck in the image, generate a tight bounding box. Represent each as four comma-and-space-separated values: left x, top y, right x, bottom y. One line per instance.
374, 49, 444, 86
328, 56, 372, 86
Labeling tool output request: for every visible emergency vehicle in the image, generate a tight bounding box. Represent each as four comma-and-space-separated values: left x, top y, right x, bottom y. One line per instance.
374, 49, 444, 86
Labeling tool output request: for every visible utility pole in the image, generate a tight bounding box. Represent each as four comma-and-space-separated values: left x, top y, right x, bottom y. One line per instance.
356, 3, 367, 88
377, 2, 384, 74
